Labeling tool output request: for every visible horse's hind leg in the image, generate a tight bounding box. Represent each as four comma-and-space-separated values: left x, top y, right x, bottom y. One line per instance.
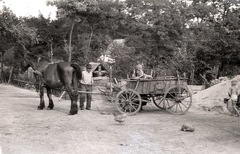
46, 86, 54, 110
38, 86, 45, 110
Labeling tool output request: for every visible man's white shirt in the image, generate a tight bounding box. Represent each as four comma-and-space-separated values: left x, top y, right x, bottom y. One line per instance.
80, 71, 93, 85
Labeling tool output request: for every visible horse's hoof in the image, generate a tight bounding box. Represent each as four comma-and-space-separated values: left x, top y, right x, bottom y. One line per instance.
38, 103, 45, 110
69, 109, 78, 115
47, 107, 53, 110
68, 111, 76, 115
69, 104, 78, 115
37, 106, 44, 110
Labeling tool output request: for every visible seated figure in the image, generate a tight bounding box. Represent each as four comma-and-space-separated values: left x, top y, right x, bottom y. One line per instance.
93, 65, 106, 77
132, 64, 152, 79
226, 80, 240, 116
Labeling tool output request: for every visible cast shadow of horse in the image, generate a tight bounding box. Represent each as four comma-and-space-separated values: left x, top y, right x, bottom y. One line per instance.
20, 52, 82, 115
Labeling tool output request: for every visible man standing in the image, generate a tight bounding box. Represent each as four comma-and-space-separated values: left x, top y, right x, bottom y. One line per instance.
79, 64, 93, 110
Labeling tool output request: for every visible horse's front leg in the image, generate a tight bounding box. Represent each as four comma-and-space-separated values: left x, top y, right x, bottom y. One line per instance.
46, 86, 54, 110
38, 85, 45, 110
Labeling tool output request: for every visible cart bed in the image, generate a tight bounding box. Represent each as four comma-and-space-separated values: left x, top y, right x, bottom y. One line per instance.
125, 77, 188, 95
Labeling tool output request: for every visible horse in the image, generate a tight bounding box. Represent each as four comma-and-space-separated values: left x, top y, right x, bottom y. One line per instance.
20, 52, 82, 115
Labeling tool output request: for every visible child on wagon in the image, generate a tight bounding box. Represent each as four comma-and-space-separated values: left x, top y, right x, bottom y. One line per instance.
227, 80, 240, 116
132, 64, 153, 79
132, 64, 144, 79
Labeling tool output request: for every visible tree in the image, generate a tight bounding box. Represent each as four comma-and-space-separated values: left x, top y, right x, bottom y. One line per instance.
188, 0, 240, 78
47, 0, 99, 62
119, 0, 192, 76
0, 6, 37, 52
0, 6, 38, 82
24, 14, 68, 61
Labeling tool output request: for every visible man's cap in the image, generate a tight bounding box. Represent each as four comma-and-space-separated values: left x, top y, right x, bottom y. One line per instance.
86, 64, 92, 69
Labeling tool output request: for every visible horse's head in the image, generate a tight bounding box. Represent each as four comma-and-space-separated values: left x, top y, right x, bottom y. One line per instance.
20, 52, 34, 74
20, 52, 51, 74
20, 56, 30, 74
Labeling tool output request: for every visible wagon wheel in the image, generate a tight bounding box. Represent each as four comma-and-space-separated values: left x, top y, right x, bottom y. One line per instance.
116, 89, 142, 115
164, 85, 192, 115
152, 95, 165, 110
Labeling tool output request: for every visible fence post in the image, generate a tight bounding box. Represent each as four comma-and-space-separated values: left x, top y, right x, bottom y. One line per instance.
8, 67, 13, 84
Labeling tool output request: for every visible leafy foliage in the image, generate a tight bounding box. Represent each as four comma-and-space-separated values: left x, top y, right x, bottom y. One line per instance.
0, 6, 37, 52
2, 0, 240, 85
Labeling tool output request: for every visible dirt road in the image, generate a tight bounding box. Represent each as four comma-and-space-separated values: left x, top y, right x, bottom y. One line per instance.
1, 84, 240, 154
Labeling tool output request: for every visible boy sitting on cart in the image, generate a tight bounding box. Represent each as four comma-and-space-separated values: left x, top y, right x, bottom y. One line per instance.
132, 64, 152, 79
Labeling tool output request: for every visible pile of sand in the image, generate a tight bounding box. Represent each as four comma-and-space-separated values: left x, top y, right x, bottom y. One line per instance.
191, 75, 240, 113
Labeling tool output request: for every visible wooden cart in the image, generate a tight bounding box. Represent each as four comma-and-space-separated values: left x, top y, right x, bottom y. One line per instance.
115, 75, 193, 115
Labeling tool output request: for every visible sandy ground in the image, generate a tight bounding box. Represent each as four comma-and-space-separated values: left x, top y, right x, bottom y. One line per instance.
191, 76, 240, 114
1, 84, 240, 154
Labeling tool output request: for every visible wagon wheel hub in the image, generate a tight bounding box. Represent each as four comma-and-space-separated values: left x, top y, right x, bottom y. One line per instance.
175, 94, 184, 103
125, 100, 130, 105
175, 99, 181, 103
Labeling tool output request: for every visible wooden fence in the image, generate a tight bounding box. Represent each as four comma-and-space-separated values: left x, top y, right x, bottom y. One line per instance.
12, 79, 65, 98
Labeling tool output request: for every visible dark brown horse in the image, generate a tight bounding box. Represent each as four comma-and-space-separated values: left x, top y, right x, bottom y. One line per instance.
21, 52, 82, 115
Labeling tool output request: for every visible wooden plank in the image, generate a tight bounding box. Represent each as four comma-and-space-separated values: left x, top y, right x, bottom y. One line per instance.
77, 91, 103, 94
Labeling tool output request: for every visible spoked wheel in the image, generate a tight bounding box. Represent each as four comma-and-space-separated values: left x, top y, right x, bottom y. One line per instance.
152, 95, 165, 110
164, 85, 192, 115
116, 89, 142, 115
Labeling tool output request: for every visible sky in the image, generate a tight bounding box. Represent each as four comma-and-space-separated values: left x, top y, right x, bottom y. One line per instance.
0, 0, 57, 19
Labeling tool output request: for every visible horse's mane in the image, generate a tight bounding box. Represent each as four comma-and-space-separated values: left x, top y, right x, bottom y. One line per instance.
39, 55, 51, 62
26, 52, 51, 63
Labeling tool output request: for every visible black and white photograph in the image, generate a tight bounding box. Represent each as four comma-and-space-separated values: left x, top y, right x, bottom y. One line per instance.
1, 0, 240, 153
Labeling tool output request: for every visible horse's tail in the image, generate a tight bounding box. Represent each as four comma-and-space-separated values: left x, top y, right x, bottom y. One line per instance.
70, 63, 82, 80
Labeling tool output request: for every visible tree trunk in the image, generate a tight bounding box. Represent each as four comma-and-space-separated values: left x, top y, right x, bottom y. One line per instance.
68, 21, 75, 62
8, 67, 13, 84
88, 27, 93, 50
86, 26, 93, 60
1, 52, 3, 83
217, 62, 225, 78
50, 40, 53, 62
190, 68, 194, 85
